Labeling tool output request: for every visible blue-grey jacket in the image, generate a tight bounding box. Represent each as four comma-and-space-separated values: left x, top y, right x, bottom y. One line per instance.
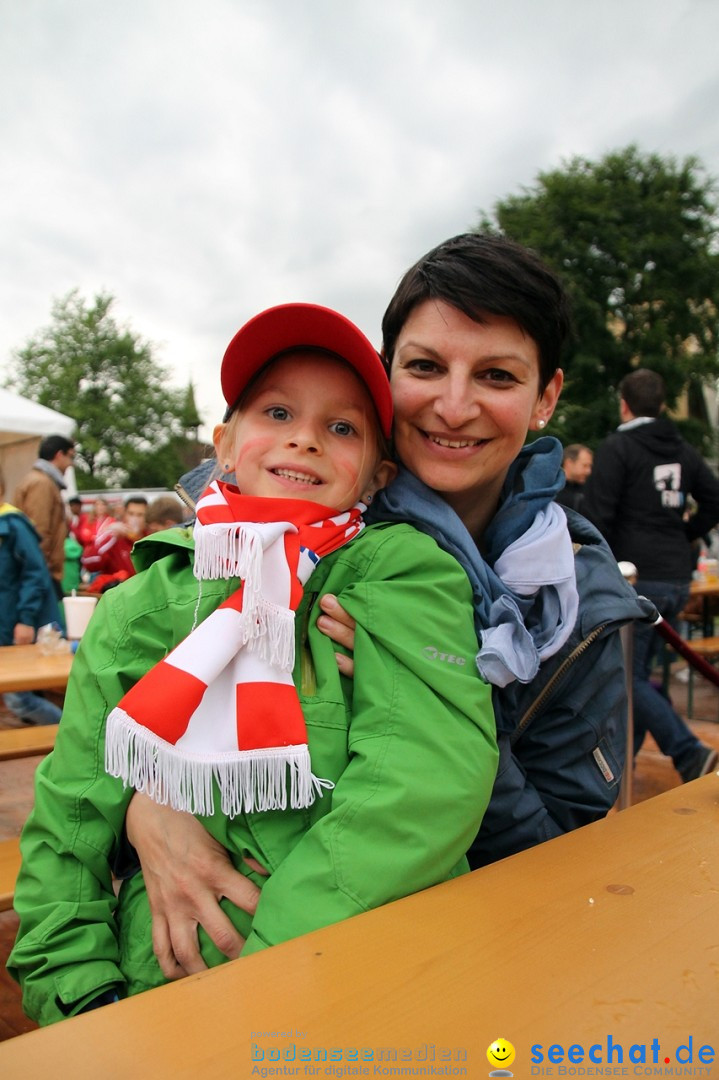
468, 506, 654, 867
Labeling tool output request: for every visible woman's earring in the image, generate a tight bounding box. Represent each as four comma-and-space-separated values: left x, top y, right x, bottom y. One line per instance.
364, 493, 373, 504
223, 462, 231, 473
537, 419, 547, 429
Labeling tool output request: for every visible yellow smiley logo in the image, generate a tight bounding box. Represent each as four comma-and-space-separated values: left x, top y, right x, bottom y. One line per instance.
487, 1039, 516, 1068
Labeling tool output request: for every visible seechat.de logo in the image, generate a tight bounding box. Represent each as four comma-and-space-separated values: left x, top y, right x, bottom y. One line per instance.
530, 1035, 715, 1068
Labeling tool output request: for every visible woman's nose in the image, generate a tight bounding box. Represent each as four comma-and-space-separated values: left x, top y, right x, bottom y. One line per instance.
434, 380, 481, 428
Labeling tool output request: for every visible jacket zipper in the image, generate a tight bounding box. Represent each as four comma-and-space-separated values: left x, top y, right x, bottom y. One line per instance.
300, 592, 319, 696
511, 622, 610, 746
174, 480, 197, 515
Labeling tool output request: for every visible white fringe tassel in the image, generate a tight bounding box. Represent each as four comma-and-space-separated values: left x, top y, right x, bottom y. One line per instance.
240, 598, 295, 671
106, 708, 333, 819
193, 521, 264, 597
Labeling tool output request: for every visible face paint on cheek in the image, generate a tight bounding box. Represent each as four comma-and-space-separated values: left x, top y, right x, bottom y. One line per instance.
332, 442, 380, 507
231, 435, 273, 471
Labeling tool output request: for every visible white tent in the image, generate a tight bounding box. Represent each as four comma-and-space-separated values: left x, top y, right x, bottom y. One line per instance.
0, 388, 77, 498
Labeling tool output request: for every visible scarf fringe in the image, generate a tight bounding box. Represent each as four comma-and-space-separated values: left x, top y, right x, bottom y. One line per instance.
240, 598, 296, 670
106, 708, 333, 818
193, 521, 264, 594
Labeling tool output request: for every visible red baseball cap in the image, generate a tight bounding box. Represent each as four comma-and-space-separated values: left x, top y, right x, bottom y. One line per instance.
220, 303, 393, 438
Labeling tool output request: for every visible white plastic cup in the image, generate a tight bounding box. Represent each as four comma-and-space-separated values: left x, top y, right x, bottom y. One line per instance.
704, 558, 719, 584
63, 595, 98, 640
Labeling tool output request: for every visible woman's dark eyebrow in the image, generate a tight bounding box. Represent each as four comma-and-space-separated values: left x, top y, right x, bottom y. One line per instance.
396, 340, 442, 358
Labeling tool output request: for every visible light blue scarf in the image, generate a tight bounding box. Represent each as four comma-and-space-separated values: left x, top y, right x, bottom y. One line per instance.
369, 437, 578, 687
32, 458, 66, 489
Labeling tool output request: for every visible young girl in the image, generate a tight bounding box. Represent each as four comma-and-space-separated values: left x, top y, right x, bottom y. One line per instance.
9, 302, 498, 1026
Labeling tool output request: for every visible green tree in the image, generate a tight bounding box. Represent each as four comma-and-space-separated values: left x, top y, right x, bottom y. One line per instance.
6, 290, 199, 487
478, 145, 719, 450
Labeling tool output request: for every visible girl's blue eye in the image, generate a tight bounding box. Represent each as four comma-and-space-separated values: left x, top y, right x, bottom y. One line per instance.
267, 406, 290, 420
330, 420, 356, 437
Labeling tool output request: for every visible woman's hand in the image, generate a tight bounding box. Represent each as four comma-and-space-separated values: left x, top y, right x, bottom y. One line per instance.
316, 594, 357, 677
125, 792, 264, 980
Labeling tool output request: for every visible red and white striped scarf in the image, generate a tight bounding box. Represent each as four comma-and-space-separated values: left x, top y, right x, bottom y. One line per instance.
105, 480, 365, 818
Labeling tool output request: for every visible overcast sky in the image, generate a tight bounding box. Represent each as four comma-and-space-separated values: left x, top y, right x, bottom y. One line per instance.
2, 0, 718, 439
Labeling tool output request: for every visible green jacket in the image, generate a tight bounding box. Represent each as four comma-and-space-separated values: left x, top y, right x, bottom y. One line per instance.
9, 522, 497, 1026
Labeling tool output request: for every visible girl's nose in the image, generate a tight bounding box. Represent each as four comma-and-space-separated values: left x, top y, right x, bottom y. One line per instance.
287, 423, 321, 453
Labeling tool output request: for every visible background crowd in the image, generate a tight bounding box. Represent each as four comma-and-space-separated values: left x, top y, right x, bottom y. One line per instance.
1, 441, 186, 726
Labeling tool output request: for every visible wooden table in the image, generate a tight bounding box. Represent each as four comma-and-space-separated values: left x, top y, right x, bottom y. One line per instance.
689, 578, 719, 637
0, 644, 74, 694
2, 775, 717, 1078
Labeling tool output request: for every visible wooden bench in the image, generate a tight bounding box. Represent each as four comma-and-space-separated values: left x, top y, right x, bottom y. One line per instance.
0, 837, 21, 912
685, 636, 719, 718
0, 725, 58, 762
0, 726, 59, 910
685, 635, 719, 656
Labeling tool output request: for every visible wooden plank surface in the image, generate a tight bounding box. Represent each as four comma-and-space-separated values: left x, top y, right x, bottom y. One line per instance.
1, 774, 718, 1078
0, 840, 21, 913
0, 726, 58, 762
0, 645, 73, 694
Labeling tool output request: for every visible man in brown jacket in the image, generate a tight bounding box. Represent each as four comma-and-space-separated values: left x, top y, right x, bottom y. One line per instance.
14, 434, 76, 599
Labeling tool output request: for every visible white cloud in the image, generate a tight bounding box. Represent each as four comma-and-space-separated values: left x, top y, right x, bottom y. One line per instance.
2, 0, 718, 438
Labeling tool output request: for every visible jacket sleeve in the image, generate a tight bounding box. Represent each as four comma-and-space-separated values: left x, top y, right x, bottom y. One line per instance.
15, 479, 54, 563
7, 591, 153, 1026
241, 529, 498, 955
684, 450, 719, 543
10, 516, 55, 629
581, 436, 626, 549
81, 526, 118, 573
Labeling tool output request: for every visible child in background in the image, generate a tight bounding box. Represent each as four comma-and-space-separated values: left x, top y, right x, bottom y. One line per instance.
10, 303, 498, 1025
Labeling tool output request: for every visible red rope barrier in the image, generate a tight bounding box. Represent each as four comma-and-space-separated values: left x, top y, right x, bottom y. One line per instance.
654, 617, 719, 689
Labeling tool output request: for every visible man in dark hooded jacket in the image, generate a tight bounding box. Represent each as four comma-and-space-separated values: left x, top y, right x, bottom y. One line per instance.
583, 368, 719, 782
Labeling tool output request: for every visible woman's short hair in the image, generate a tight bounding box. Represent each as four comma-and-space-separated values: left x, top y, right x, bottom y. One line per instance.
381, 233, 572, 392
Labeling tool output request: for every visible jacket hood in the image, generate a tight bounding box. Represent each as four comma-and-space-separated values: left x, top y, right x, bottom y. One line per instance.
176, 459, 233, 515
620, 416, 684, 456
0, 507, 42, 544
563, 507, 657, 632
131, 526, 195, 575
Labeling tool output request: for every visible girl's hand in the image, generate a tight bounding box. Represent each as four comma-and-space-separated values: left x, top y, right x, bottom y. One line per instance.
125, 792, 264, 979
316, 593, 357, 678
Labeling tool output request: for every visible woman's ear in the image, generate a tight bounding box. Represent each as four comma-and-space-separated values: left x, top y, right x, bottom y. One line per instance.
532, 368, 564, 429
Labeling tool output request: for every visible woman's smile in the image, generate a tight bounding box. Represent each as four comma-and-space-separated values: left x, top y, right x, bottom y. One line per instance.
422, 431, 487, 450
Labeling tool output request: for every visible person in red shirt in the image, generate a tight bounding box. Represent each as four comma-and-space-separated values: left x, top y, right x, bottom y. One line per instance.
82, 496, 148, 592
74, 497, 115, 550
